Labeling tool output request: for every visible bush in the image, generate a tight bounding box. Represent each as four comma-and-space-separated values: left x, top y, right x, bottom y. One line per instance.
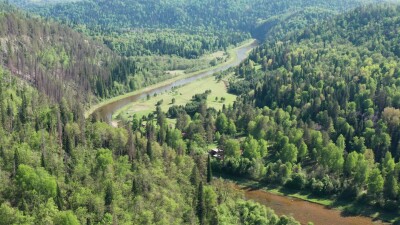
167, 105, 185, 118
285, 173, 307, 190
310, 178, 325, 196
339, 181, 358, 199
156, 99, 163, 106
248, 159, 266, 180
223, 157, 240, 175
55, 211, 80, 225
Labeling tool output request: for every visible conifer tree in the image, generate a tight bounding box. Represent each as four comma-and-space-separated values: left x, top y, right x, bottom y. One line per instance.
207, 155, 212, 183
197, 182, 205, 225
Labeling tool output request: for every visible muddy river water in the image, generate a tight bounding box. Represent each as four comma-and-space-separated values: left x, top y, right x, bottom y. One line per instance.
235, 184, 389, 225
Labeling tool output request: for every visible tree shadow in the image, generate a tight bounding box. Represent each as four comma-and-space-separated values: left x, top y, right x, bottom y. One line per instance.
329, 199, 397, 223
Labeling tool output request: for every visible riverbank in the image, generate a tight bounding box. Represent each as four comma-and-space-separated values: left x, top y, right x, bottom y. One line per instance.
216, 173, 395, 225
84, 39, 256, 119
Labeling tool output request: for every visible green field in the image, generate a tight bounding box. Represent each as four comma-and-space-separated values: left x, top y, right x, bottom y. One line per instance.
114, 75, 236, 121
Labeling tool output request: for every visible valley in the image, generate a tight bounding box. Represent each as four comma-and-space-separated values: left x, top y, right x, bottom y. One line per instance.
86, 39, 257, 122
0, 0, 400, 225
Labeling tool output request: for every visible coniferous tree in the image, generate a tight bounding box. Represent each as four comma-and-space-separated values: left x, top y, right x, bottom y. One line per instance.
55, 183, 63, 210
207, 155, 212, 183
127, 128, 136, 162
13, 149, 19, 176
132, 114, 139, 131
191, 165, 200, 187
197, 182, 205, 225
40, 152, 46, 168
105, 183, 113, 213
146, 140, 153, 160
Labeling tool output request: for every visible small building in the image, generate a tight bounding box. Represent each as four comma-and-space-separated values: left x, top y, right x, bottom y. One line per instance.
209, 148, 224, 160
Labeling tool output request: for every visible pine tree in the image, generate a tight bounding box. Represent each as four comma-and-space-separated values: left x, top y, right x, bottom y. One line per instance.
13, 149, 19, 176
132, 114, 139, 131
105, 183, 113, 213
146, 140, 153, 160
197, 182, 205, 225
384, 172, 398, 199
190, 165, 200, 187
19, 92, 28, 124
41, 151, 46, 168
207, 154, 212, 183
132, 177, 139, 195
55, 183, 63, 210
127, 128, 136, 162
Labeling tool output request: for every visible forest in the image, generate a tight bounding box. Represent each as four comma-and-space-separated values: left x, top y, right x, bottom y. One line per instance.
111, 3, 400, 223
3, 0, 386, 104
226, 3, 400, 219
15, 0, 382, 34
1, 0, 400, 224
0, 2, 238, 104
11, 0, 385, 59
0, 65, 302, 224
0, 3, 138, 102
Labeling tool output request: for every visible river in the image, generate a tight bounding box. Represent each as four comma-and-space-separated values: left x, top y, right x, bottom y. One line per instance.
234, 184, 389, 225
89, 40, 258, 122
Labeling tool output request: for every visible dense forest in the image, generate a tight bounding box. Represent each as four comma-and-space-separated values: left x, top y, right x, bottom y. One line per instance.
167, 3, 400, 218
4, 0, 388, 104
0, 66, 302, 224
100, 29, 249, 58
0, 3, 233, 103
10, 0, 385, 58
0, 3, 141, 102
15, 0, 382, 34
107, 3, 400, 223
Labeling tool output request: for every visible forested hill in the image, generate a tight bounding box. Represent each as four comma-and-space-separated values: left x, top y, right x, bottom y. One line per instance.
0, 62, 301, 225
0, 3, 138, 102
290, 4, 400, 57
13, 0, 385, 39
219, 3, 400, 214
9, 0, 81, 7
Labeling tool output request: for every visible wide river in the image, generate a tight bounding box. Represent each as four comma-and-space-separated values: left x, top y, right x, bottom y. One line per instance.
88, 40, 390, 225
90, 40, 258, 122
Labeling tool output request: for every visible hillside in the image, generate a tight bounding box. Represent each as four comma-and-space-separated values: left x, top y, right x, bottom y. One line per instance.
213, 3, 400, 220
0, 3, 140, 102
18, 0, 384, 33
4, 0, 389, 103
10, 0, 387, 58
10, 0, 80, 7
2, 0, 400, 224
0, 64, 302, 224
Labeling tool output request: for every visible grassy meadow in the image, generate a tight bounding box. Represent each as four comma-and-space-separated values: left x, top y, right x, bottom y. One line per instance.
114, 74, 236, 121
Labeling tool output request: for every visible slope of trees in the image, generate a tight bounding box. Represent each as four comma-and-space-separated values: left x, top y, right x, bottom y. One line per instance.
3, 0, 388, 104
100, 29, 249, 58
19, 0, 382, 34
225, 3, 400, 213
0, 3, 223, 103
136, 4, 400, 222
10, 0, 385, 58
0, 65, 301, 224
0, 3, 142, 102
